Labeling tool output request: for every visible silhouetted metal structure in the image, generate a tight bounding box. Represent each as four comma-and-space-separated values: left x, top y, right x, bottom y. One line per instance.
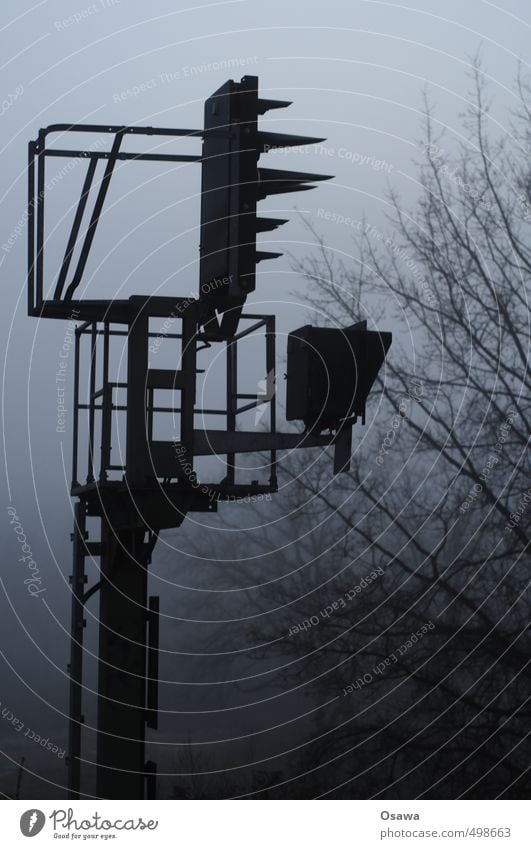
27, 77, 391, 799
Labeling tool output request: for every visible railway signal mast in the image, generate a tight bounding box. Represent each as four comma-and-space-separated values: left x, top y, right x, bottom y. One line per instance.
27, 76, 391, 799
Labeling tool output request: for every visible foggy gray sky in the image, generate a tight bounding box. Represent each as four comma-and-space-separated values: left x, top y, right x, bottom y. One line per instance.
1, 0, 529, 797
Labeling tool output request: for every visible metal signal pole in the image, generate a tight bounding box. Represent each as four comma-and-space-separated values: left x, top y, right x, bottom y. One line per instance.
26, 79, 391, 801
95, 523, 151, 799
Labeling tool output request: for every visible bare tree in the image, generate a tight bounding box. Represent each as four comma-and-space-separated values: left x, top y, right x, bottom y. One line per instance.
163, 67, 530, 799
220, 67, 531, 799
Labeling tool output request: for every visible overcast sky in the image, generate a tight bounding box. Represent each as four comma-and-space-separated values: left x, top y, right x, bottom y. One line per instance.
1, 0, 529, 797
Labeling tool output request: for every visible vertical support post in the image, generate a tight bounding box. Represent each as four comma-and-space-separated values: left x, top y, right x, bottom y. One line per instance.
72, 325, 81, 488
68, 499, 87, 799
266, 316, 277, 488
100, 322, 111, 480
145, 761, 157, 800
226, 336, 237, 485
126, 310, 151, 486
147, 386, 154, 445
179, 304, 197, 467
35, 130, 45, 309
15, 757, 25, 800
87, 323, 97, 483
333, 425, 353, 474
96, 520, 150, 799
146, 596, 159, 730
27, 142, 36, 315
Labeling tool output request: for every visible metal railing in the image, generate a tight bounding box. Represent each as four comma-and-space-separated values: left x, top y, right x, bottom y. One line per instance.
72, 313, 276, 491
28, 123, 203, 317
